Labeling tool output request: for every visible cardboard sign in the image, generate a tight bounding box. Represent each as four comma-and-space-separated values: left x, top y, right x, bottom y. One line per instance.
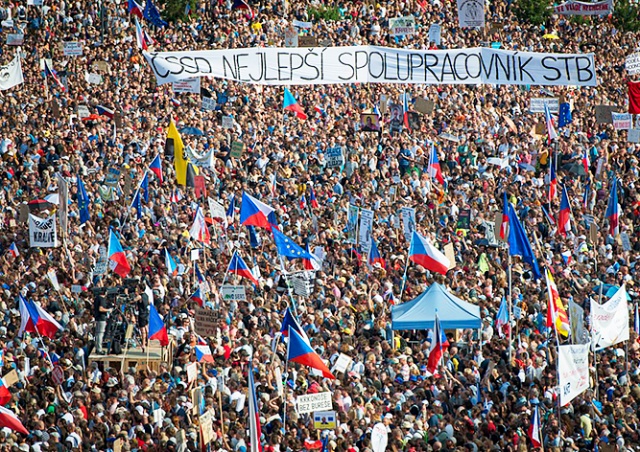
589, 221, 598, 244
186, 362, 198, 383
230, 141, 244, 158
444, 243, 456, 270
94, 61, 111, 72
195, 308, 217, 336
297, 392, 332, 414
113, 439, 123, 452
415, 97, 435, 115
298, 35, 318, 47
628, 129, 640, 143
220, 285, 246, 301
3, 369, 18, 387
77, 105, 90, 119
332, 353, 352, 374
313, 411, 337, 430
123, 171, 133, 198
6, 34, 24, 46
200, 411, 214, 444
202, 97, 216, 111
51, 366, 64, 386
85, 73, 103, 85
63, 41, 83, 56
222, 116, 234, 129
595, 105, 617, 124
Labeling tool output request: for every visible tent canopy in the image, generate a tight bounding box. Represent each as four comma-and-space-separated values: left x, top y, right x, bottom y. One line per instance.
392, 283, 481, 330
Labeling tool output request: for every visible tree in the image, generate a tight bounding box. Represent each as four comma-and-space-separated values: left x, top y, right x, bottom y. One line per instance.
159, 0, 195, 22
512, 0, 552, 26
614, 0, 640, 32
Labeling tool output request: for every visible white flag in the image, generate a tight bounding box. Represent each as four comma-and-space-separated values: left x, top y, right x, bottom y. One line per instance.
0, 55, 24, 91
558, 342, 590, 406
591, 285, 630, 350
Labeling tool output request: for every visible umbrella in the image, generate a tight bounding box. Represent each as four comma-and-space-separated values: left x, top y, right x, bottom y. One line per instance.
180, 127, 205, 136
592, 284, 616, 295
474, 238, 490, 246
563, 162, 587, 176
543, 33, 560, 40
44, 194, 59, 205
27, 199, 53, 210
606, 285, 631, 300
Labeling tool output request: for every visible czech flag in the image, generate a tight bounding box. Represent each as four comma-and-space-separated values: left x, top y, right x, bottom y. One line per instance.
134, 17, 148, 50
43, 60, 66, 92
309, 187, 319, 209
545, 269, 570, 337
549, 163, 557, 202
18, 295, 63, 339
227, 251, 258, 285
287, 327, 335, 379
544, 103, 557, 144
0, 406, 28, 435
302, 244, 321, 271
283, 88, 307, 120
148, 304, 169, 346
427, 144, 444, 185
248, 362, 263, 452
582, 148, 590, 174
402, 91, 410, 130
409, 231, 450, 275
426, 315, 448, 374
0, 378, 11, 406
495, 296, 509, 338
108, 230, 131, 278
190, 287, 204, 307
499, 192, 509, 240
280, 308, 310, 342
558, 185, 572, 237
314, 105, 327, 117
240, 192, 276, 231
195, 262, 210, 293
171, 188, 183, 203
128, 0, 144, 18
227, 194, 236, 222
232, 0, 255, 19
528, 406, 541, 448
605, 178, 620, 237
164, 248, 178, 276
96, 105, 114, 119
195, 344, 214, 363
189, 205, 211, 245
299, 195, 306, 210
368, 237, 385, 269
8, 242, 19, 258
149, 154, 163, 184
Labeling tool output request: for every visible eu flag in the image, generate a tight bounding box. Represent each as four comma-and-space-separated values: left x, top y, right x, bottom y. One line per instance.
507, 203, 541, 279
77, 175, 90, 224
144, 0, 168, 28
272, 228, 313, 260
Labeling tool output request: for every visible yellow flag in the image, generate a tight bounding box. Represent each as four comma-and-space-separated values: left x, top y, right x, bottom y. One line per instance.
167, 120, 187, 185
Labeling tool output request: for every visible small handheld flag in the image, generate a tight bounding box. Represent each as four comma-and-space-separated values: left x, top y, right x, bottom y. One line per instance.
528, 406, 541, 448
227, 251, 258, 285
605, 178, 620, 237
549, 163, 557, 202
96, 105, 115, 119
108, 230, 131, 278
426, 315, 448, 374
368, 237, 386, 269
309, 187, 319, 209
495, 297, 509, 338
427, 144, 444, 185
409, 231, 450, 275
189, 205, 211, 245
232, 0, 255, 19
164, 248, 178, 276
148, 304, 169, 346
190, 287, 204, 307
544, 103, 557, 143
0, 406, 29, 435
287, 327, 335, 379
558, 185, 572, 237
8, 242, 19, 258
499, 192, 509, 240
43, 60, 66, 92
283, 88, 308, 120
149, 154, 163, 183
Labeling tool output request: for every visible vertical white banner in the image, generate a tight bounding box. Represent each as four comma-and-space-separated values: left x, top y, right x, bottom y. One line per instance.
558, 342, 590, 406
358, 209, 374, 255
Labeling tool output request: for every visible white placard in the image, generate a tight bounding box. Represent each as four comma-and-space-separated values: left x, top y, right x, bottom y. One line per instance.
221, 116, 234, 129
296, 392, 332, 414
143, 47, 598, 87
592, 285, 629, 350
28, 214, 57, 248
332, 353, 352, 374
325, 146, 344, 168
389, 16, 416, 37
346, 205, 359, 244
77, 105, 90, 119
85, 72, 103, 84
428, 24, 441, 46
626, 52, 640, 76
190, 249, 200, 261
400, 207, 416, 242
612, 112, 632, 130
284, 28, 298, 48
628, 129, 640, 143
358, 209, 374, 255
558, 342, 590, 406
202, 97, 216, 111
0, 56, 24, 91
529, 97, 560, 113
47, 270, 60, 291
371, 423, 389, 452
172, 77, 201, 94
292, 19, 312, 29
94, 245, 108, 275
6, 34, 24, 46
554, 0, 613, 15
63, 41, 83, 56
457, 0, 485, 28
27, 0, 43, 5
220, 284, 246, 301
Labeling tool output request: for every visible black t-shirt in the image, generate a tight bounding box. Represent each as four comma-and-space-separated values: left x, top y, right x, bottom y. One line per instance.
94, 295, 107, 322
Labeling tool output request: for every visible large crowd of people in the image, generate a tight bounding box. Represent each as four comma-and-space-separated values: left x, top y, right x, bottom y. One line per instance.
0, 0, 639, 450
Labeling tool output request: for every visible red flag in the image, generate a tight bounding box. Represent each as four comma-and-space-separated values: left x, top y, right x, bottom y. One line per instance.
629, 81, 640, 114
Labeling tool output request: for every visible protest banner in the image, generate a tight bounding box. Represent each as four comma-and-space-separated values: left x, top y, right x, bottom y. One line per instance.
195, 308, 218, 336
591, 285, 629, 350
628, 129, 640, 143
0, 56, 24, 91
202, 97, 216, 110
358, 209, 374, 255
612, 112, 632, 130
230, 141, 244, 158
58, 174, 68, 237
529, 98, 559, 113
85, 73, 103, 84
568, 299, 588, 344
292, 19, 312, 29
415, 97, 435, 114
313, 411, 337, 430
208, 198, 227, 223
325, 146, 344, 168
626, 52, 640, 76
298, 36, 317, 47
554, 0, 613, 15
6, 34, 24, 46
595, 105, 617, 124
558, 342, 590, 406
220, 285, 246, 301
286, 270, 315, 297
63, 42, 83, 56
297, 392, 332, 414
172, 77, 201, 93
77, 105, 91, 119
143, 46, 597, 87
400, 207, 416, 241
222, 116, 234, 129
346, 205, 359, 244
28, 214, 57, 248
185, 146, 214, 168
457, 0, 485, 28
47, 270, 61, 291
389, 16, 416, 37
332, 353, 352, 374
428, 24, 441, 45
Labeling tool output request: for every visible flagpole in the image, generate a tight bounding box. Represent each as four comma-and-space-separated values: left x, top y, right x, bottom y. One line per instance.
281, 326, 291, 435
507, 252, 513, 364
398, 233, 413, 303
221, 251, 234, 286
279, 256, 298, 318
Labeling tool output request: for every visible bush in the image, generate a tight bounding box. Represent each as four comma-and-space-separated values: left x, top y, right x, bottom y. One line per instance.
613, 0, 640, 32
159, 0, 195, 22
308, 5, 342, 21
512, 0, 552, 26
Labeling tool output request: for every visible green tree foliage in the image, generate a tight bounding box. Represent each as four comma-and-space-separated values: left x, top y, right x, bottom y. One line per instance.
159, 0, 195, 23
308, 5, 342, 21
513, 0, 552, 26
613, 0, 640, 32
